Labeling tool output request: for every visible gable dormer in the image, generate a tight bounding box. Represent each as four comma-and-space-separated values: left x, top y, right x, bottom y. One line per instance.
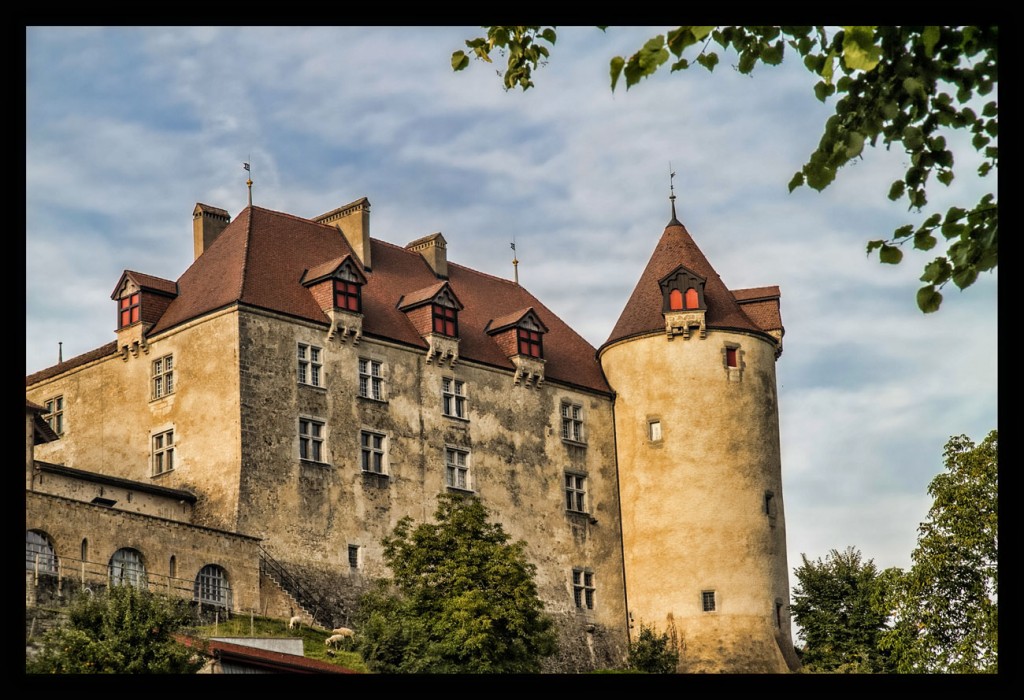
398, 282, 463, 366
485, 308, 548, 387
110, 271, 178, 360
659, 265, 707, 340
301, 255, 367, 344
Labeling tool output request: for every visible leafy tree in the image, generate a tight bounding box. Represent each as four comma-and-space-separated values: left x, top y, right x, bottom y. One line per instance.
354, 493, 557, 673
790, 546, 898, 673
453, 26, 997, 312
880, 430, 998, 673
627, 621, 679, 673
26, 585, 206, 674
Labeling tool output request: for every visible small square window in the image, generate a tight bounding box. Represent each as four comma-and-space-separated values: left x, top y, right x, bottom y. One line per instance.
648, 420, 662, 442
702, 590, 716, 612
432, 303, 458, 337
118, 292, 140, 328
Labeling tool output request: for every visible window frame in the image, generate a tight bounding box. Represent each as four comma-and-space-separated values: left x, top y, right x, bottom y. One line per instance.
702, 590, 717, 612
432, 303, 458, 337
118, 292, 140, 328
516, 327, 543, 358
194, 564, 232, 609
334, 278, 362, 313
360, 430, 387, 474
152, 428, 175, 476
348, 544, 360, 569
299, 417, 326, 463
297, 343, 324, 388
564, 472, 587, 514
26, 530, 58, 575
560, 402, 585, 444
444, 446, 471, 491
151, 354, 174, 399
358, 358, 385, 401
572, 568, 595, 610
109, 547, 147, 588
43, 395, 64, 436
442, 377, 467, 419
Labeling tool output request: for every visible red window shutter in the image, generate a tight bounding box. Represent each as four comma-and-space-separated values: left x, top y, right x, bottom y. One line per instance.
726, 347, 738, 367
685, 287, 699, 309
669, 289, 683, 310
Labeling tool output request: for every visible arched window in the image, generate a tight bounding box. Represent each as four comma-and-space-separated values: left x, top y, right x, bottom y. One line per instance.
81, 538, 89, 563
194, 564, 231, 609
669, 289, 683, 311
685, 287, 699, 309
169, 555, 177, 580
109, 548, 147, 588
26, 530, 58, 574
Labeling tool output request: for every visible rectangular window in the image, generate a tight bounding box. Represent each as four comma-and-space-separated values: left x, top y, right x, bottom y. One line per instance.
648, 420, 662, 442
445, 447, 471, 491
432, 303, 458, 337
565, 473, 587, 513
334, 279, 361, 312
360, 430, 386, 474
702, 590, 717, 612
517, 328, 543, 358
152, 354, 174, 399
152, 429, 174, 475
118, 292, 140, 328
561, 402, 584, 443
573, 568, 595, 610
297, 343, 323, 387
299, 418, 325, 462
358, 358, 384, 400
43, 396, 64, 436
442, 377, 467, 419
726, 347, 738, 368
348, 545, 360, 569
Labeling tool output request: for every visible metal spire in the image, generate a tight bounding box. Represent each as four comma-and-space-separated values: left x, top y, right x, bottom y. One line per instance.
669, 163, 681, 226
511, 237, 519, 285
244, 160, 253, 206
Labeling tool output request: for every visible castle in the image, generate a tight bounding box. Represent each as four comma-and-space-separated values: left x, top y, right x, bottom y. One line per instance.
25, 190, 800, 673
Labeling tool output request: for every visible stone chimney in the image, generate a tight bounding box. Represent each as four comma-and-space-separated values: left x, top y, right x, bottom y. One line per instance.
314, 197, 372, 270
192, 203, 231, 261
406, 232, 448, 279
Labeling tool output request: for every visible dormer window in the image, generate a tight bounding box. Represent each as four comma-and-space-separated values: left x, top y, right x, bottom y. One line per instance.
432, 303, 458, 337
119, 293, 140, 328
660, 266, 707, 313
669, 287, 700, 311
517, 328, 543, 358
334, 279, 361, 313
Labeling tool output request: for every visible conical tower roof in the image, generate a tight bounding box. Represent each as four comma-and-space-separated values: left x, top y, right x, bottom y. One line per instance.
602, 216, 767, 351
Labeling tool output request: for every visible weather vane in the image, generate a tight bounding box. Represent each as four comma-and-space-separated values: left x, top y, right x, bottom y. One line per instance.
511, 236, 519, 285
244, 158, 253, 207
669, 162, 679, 222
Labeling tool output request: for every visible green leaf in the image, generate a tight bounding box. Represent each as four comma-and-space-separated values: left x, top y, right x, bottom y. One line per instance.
923, 213, 942, 229
610, 56, 624, 92
982, 100, 997, 117
916, 285, 943, 313
821, 47, 837, 84
805, 162, 836, 190
952, 265, 978, 289
921, 26, 941, 57
920, 258, 951, 284
903, 76, 926, 100
893, 224, 916, 239
879, 244, 903, 264
902, 126, 925, 150
888, 180, 906, 201
845, 131, 866, 158
695, 52, 719, 71
914, 230, 937, 251
788, 171, 805, 192
972, 132, 990, 150
814, 81, 831, 102
540, 28, 556, 44
451, 51, 470, 71
671, 58, 689, 72
866, 240, 884, 254
841, 26, 882, 71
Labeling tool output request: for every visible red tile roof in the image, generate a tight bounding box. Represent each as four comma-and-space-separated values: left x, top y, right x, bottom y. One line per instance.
29, 206, 611, 395
602, 221, 780, 350
27, 341, 119, 386
110, 270, 178, 298
176, 635, 358, 674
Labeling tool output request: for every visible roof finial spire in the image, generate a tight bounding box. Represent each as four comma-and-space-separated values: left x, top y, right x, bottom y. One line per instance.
244, 159, 253, 207
511, 237, 519, 285
669, 163, 681, 226
58, 341, 62, 364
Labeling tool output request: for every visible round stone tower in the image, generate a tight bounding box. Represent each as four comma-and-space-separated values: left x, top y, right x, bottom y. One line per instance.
599, 201, 800, 673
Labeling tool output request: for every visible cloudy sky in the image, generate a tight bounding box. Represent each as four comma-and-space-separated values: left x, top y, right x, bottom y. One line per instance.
26, 26, 997, 617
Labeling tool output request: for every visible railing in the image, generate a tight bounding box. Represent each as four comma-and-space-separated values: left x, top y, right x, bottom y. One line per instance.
257, 545, 323, 627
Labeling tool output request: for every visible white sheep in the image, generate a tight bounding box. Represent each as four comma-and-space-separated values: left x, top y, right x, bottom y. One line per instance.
325, 634, 346, 648
288, 615, 302, 630
331, 627, 354, 637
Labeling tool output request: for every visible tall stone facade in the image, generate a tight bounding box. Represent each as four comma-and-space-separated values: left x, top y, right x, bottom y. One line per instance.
26, 193, 797, 672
